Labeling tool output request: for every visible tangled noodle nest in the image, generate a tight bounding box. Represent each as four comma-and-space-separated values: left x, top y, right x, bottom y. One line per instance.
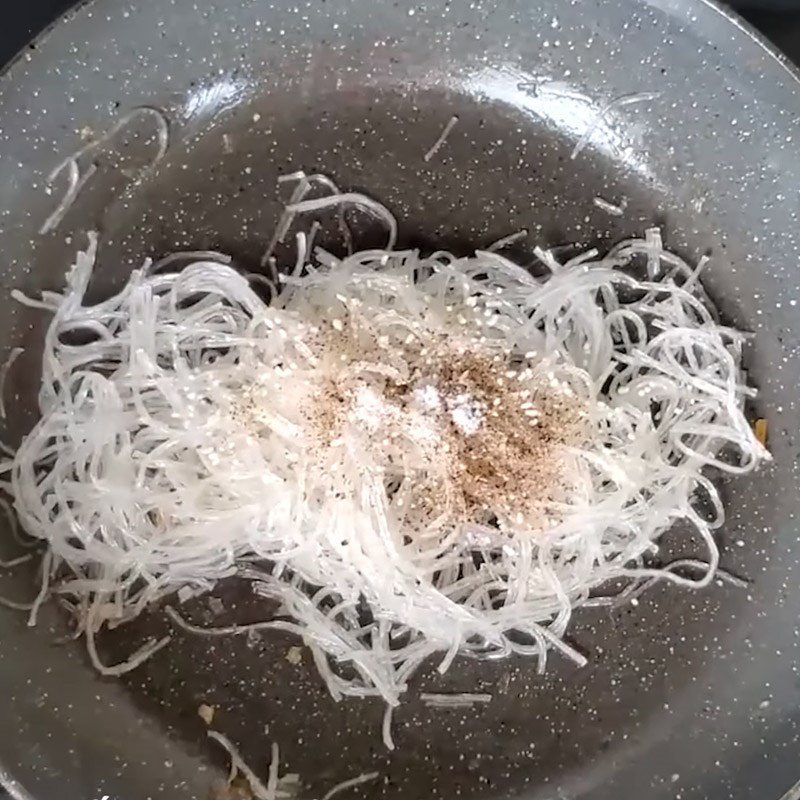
2, 175, 768, 720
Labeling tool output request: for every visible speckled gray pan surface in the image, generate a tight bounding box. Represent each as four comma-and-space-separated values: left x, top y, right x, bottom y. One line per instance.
0, 0, 798, 799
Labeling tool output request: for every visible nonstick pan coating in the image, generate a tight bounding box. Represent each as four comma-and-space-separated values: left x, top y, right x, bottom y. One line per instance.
0, 1, 798, 799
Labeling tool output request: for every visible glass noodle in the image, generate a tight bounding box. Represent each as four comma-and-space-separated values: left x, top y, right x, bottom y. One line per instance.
2, 177, 768, 710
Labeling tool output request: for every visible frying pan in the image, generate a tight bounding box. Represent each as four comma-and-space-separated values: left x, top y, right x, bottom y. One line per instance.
1, 0, 799, 798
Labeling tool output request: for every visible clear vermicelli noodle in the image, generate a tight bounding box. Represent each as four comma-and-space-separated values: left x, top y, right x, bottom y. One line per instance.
3, 182, 768, 708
